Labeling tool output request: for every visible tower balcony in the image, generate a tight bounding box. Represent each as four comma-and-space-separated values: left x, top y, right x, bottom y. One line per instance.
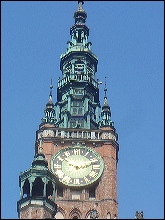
60, 46, 98, 61
37, 127, 118, 142
58, 74, 99, 88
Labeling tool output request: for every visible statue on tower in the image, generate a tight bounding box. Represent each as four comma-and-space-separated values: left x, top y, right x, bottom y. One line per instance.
135, 211, 144, 219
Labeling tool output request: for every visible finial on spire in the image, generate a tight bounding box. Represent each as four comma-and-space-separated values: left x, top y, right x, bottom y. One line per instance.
104, 77, 107, 98
48, 77, 53, 103
78, 1, 84, 4
50, 77, 53, 97
78, 1, 84, 11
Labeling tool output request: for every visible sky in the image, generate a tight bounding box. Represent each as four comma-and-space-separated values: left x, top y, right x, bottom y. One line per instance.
1, 1, 164, 219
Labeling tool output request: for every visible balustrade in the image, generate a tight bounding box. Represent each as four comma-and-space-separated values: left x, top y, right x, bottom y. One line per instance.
38, 129, 116, 141
58, 74, 98, 88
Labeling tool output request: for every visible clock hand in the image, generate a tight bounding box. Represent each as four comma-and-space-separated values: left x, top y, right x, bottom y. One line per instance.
64, 158, 80, 169
71, 161, 90, 169
82, 161, 92, 168
64, 158, 70, 162
66, 160, 85, 170
64, 158, 95, 170
64, 158, 75, 166
79, 160, 97, 168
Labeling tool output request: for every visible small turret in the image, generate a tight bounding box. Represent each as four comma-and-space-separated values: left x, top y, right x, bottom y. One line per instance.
100, 77, 114, 128
17, 153, 57, 219
41, 79, 56, 125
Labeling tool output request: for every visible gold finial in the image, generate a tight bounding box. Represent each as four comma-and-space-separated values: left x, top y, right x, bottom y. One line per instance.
49, 77, 53, 101
78, 1, 84, 11
104, 77, 108, 105
104, 77, 107, 97
50, 77, 53, 91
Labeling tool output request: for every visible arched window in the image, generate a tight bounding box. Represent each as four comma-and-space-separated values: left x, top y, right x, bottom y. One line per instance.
22, 178, 30, 198
55, 212, 64, 219
32, 177, 44, 196
69, 208, 81, 219
55, 207, 65, 219
56, 184, 63, 197
107, 212, 111, 219
89, 187, 95, 198
46, 181, 54, 198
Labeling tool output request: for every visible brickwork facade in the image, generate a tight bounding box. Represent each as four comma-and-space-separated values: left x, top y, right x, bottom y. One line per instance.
19, 206, 52, 219
34, 124, 119, 219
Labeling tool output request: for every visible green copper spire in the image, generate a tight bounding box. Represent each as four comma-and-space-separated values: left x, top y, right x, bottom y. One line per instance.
55, 1, 100, 129
41, 79, 56, 125
39, 2, 115, 131
61, 1, 94, 58
100, 77, 114, 128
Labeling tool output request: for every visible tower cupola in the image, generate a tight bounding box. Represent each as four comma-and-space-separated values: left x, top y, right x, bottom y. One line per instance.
17, 152, 57, 219
74, 1, 87, 24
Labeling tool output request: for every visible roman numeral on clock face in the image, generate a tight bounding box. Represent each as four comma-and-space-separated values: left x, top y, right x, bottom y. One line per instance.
57, 156, 64, 161
90, 158, 98, 163
54, 164, 62, 169
84, 176, 90, 183
74, 149, 80, 155
62, 175, 71, 184
93, 165, 100, 170
84, 151, 89, 157
64, 151, 70, 157
89, 171, 98, 178
55, 170, 64, 178
73, 178, 80, 185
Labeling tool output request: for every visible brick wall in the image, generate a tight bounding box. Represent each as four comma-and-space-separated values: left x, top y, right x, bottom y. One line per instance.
20, 206, 52, 219
34, 126, 119, 219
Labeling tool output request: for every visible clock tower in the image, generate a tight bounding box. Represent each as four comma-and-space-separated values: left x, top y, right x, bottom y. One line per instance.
17, 1, 119, 219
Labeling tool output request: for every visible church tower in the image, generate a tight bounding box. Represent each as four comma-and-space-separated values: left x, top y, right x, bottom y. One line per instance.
17, 1, 119, 219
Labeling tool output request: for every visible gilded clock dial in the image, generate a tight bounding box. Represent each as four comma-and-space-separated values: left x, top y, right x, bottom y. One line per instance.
51, 146, 104, 187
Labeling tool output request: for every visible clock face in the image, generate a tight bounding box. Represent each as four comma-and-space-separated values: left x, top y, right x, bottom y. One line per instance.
51, 145, 104, 187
